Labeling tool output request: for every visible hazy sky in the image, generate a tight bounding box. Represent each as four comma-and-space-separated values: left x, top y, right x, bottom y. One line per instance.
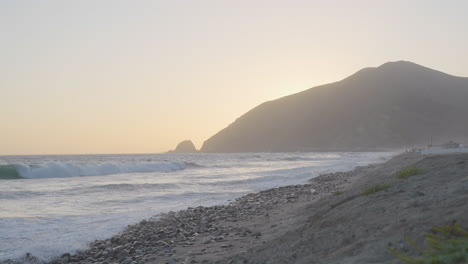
1, 0, 468, 155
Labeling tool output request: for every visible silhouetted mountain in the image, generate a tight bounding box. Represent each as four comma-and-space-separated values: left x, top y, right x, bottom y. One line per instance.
169, 140, 198, 153
201, 61, 468, 152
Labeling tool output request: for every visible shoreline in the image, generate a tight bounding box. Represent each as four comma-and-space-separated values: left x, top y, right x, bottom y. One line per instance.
3, 152, 410, 264
55, 152, 412, 264
5, 151, 467, 264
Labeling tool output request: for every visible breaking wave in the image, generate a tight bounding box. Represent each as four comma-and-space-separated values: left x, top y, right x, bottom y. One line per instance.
0, 165, 22, 179
0, 162, 188, 180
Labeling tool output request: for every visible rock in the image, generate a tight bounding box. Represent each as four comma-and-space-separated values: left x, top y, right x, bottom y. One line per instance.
202, 236, 215, 244
68, 256, 81, 262
221, 244, 233, 248
120, 257, 134, 264
169, 140, 198, 153
116, 249, 129, 262
60, 253, 71, 263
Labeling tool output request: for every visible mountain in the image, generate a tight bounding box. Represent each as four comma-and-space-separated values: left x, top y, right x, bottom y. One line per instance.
201, 61, 468, 152
169, 140, 198, 153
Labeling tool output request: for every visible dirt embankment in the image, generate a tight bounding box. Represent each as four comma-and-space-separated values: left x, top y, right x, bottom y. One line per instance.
223, 152, 468, 264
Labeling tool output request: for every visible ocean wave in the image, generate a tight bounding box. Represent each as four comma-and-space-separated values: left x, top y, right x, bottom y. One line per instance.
0, 162, 188, 180
80, 183, 180, 193
184, 162, 205, 168
271, 155, 341, 162
282, 157, 315, 161
0, 165, 23, 180
0, 190, 43, 200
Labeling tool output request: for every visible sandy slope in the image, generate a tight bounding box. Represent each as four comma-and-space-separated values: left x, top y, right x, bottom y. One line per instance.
223, 152, 468, 264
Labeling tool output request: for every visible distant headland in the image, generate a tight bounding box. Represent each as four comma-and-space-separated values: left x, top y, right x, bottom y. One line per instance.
199, 61, 468, 152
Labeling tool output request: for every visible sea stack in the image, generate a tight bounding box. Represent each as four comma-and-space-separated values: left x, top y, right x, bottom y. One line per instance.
171, 140, 198, 153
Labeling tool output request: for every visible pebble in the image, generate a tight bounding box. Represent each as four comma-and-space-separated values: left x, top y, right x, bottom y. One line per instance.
3, 175, 346, 264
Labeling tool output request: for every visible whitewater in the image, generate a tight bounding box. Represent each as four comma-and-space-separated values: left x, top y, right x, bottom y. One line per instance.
0, 152, 397, 262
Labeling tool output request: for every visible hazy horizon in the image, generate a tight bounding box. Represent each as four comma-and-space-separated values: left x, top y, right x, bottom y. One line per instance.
2, 0, 468, 155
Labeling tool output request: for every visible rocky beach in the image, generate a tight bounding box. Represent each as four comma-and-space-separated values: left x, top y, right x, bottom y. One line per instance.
4, 151, 467, 264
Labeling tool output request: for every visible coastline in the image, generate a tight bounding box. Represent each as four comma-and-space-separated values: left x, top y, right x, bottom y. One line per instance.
5, 151, 468, 264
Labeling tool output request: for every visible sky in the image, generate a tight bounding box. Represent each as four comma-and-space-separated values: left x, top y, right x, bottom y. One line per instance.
1, 0, 468, 155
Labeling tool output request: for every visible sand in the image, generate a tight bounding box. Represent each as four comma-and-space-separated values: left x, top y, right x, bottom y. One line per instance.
223, 152, 468, 264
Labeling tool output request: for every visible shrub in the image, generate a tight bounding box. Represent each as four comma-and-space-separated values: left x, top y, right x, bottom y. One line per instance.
397, 167, 422, 179
360, 183, 391, 196
388, 222, 468, 264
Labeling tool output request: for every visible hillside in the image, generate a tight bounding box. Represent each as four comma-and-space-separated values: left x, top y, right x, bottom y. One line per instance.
201, 61, 468, 152
220, 152, 468, 264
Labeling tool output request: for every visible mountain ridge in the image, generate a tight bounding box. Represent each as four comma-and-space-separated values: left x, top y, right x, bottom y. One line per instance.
201, 61, 468, 152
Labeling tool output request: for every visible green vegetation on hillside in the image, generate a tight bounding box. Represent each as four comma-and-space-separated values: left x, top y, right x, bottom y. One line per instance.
397, 167, 422, 179
388, 222, 468, 264
360, 183, 391, 196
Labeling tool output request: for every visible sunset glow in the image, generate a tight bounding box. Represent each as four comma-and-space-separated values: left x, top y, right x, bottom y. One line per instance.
2, 0, 468, 154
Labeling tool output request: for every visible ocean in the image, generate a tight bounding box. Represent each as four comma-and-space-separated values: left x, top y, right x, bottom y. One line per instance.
0, 152, 397, 262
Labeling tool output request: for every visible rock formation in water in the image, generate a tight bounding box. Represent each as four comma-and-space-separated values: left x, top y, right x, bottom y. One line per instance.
170, 140, 198, 153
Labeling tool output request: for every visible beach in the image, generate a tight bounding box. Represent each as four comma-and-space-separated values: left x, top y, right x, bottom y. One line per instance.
4, 151, 467, 264
0, 152, 391, 263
